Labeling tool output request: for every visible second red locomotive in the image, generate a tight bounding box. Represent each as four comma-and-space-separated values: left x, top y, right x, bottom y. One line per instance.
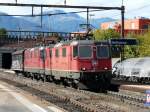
12, 40, 112, 91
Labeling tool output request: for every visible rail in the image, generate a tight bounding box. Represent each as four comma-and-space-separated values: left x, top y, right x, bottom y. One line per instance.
0, 70, 149, 111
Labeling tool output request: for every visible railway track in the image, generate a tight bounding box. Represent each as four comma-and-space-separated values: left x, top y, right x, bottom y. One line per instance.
78, 89, 146, 109
111, 79, 150, 93
0, 70, 149, 112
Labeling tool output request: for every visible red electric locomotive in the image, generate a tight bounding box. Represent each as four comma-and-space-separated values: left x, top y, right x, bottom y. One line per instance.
12, 40, 112, 91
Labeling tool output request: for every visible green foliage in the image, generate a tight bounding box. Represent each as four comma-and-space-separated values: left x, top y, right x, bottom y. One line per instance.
0, 28, 7, 38
93, 29, 120, 58
0, 28, 7, 35
93, 29, 120, 40
93, 29, 150, 58
125, 30, 150, 58
93, 28, 150, 58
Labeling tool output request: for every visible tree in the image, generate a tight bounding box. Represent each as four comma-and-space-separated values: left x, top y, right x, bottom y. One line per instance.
137, 31, 150, 57
93, 29, 120, 58
93, 29, 120, 40
124, 33, 140, 58
0, 28, 7, 35
124, 30, 150, 58
93, 28, 150, 58
0, 28, 7, 38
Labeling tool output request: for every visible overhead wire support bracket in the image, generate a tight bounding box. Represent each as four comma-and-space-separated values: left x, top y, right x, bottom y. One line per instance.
0, 9, 105, 17
0, 3, 125, 38
0, 3, 123, 10
0, 3, 125, 51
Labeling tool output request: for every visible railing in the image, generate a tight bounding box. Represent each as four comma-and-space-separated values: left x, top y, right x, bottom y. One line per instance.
0, 30, 87, 48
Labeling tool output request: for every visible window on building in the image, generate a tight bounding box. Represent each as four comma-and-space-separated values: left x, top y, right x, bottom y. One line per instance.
62, 48, 66, 57
131, 23, 135, 29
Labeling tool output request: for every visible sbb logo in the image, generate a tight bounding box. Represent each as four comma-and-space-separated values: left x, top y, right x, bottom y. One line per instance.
144, 90, 150, 106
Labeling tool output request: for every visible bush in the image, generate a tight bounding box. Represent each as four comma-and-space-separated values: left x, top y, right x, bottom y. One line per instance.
125, 30, 150, 58
0, 28, 7, 38
93, 29, 120, 40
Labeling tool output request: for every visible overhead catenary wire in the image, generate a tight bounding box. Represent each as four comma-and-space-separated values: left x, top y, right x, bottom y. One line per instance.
0, 9, 106, 17
93, 1, 150, 19
125, 3, 150, 14
0, 2, 125, 41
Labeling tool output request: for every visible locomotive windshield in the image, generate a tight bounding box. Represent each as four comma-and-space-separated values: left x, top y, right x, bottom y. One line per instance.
79, 45, 92, 58
96, 46, 109, 58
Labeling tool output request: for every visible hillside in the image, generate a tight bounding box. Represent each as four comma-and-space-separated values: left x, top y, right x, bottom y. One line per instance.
0, 10, 115, 32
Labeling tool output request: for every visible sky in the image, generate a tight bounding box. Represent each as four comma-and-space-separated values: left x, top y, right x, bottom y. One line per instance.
0, 0, 149, 19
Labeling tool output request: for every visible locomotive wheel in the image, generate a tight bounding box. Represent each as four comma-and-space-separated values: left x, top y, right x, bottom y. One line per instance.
71, 80, 79, 89
54, 79, 61, 85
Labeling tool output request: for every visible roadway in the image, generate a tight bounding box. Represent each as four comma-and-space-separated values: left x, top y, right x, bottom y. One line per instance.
0, 80, 64, 112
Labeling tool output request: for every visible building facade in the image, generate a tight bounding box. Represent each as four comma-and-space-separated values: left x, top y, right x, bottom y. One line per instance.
101, 18, 150, 35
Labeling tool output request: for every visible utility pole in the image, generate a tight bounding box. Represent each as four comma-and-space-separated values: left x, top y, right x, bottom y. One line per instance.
41, 6, 43, 28
122, 0, 124, 6
121, 5, 125, 61
121, 5, 125, 39
87, 8, 89, 33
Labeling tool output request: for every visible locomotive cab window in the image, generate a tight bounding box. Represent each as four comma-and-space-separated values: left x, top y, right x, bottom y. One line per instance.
96, 46, 109, 58
79, 45, 92, 58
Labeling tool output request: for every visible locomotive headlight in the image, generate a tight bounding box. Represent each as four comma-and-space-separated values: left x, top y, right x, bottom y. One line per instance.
81, 67, 86, 71
104, 67, 108, 70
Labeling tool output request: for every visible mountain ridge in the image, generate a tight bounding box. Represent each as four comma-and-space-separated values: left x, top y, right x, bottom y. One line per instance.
0, 10, 115, 32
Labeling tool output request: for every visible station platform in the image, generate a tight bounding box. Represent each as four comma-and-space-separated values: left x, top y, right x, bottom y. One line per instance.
0, 80, 64, 112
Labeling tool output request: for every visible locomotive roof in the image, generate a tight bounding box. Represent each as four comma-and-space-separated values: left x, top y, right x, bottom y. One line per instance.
12, 49, 25, 55
51, 40, 109, 48
25, 40, 109, 50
